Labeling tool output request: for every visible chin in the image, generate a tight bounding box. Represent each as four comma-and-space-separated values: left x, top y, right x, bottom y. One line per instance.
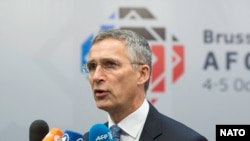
96, 101, 112, 111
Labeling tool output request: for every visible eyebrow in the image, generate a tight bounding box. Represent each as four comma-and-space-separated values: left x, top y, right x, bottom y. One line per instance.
87, 57, 119, 63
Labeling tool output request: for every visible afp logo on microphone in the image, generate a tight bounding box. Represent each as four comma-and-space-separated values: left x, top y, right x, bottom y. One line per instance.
95, 132, 112, 141
216, 124, 250, 141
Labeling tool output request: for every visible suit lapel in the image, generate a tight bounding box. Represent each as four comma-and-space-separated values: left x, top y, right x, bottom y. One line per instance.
139, 102, 163, 141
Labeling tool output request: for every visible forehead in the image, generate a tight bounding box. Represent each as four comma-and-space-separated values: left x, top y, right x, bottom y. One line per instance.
88, 38, 129, 61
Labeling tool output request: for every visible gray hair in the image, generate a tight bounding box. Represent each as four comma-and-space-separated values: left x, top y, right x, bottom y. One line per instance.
92, 29, 152, 92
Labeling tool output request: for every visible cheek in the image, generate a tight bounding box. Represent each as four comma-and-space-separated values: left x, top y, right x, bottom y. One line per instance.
112, 72, 137, 94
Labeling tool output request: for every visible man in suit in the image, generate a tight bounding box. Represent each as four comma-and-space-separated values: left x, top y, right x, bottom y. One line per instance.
83, 29, 208, 141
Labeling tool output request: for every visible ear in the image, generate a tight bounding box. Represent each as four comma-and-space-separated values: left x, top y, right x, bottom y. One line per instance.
137, 65, 150, 85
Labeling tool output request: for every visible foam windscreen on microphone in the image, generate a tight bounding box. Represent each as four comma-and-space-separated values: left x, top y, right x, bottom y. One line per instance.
61, 130, 84, 141
42, 128, 64, 141
89, 124, 113, 141
29, 119, 49, 141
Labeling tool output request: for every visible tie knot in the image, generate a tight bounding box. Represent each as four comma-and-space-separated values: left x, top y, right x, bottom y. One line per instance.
110, 125, 121, 141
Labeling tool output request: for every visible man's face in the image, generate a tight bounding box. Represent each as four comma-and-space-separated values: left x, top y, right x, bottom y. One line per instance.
88, 38, 140, 114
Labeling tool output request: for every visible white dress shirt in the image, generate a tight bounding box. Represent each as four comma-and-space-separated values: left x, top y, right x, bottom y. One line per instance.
108, 99, 149, 141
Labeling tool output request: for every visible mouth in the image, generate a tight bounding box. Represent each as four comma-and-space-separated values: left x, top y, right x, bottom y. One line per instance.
94, 89, 108, 98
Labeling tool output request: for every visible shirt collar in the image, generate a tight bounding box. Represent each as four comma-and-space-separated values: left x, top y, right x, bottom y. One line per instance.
108, 99, 149, 138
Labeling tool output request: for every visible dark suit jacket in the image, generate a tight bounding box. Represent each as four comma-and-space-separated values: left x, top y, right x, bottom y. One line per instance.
84, 102, 208, 141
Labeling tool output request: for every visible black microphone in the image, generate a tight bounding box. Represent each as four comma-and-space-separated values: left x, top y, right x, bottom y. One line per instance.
29, 119, 49, 141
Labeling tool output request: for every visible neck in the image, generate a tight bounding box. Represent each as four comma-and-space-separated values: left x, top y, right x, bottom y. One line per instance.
109, 97, 145, 123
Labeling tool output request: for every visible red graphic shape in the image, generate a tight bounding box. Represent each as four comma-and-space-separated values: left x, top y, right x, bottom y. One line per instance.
172, 44, 184, 83
150, 98, 158, 105
151, 45, 165, 92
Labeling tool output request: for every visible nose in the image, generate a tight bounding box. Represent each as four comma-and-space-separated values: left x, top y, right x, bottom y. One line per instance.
90, 65, 105, 82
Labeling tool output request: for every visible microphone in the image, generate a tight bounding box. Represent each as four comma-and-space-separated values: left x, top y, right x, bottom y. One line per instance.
42, 128, 64, 141
29, 119, 49, 141
61, 130, 84, 141
89, 124, 113, 141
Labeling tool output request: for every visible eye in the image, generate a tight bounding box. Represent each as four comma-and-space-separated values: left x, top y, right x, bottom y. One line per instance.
87, 62, 97, 71
102, 60, 118, 68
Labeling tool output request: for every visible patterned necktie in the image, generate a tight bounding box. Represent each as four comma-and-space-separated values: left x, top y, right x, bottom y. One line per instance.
110, 125, 122, 141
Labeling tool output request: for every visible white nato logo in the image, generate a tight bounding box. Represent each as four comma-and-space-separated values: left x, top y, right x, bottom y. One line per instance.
61, 134, 84, 141
62, 134, 69, 141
